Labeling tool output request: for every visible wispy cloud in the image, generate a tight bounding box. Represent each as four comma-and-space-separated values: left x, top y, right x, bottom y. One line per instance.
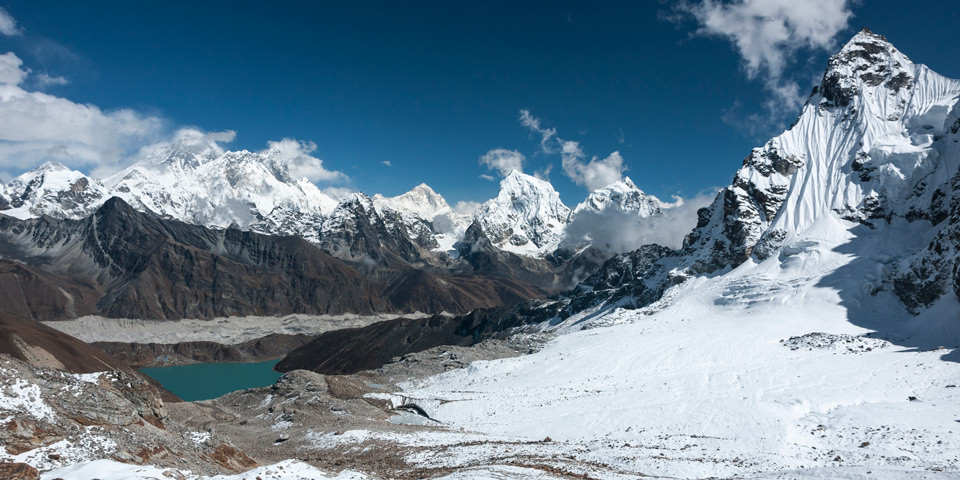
0, 7, 22, 36
381, 160, 393, 167
265, 138, 346, 183
519, 110, 627, 192
673, 0, 854, 113
479, 174, 496, 182
34, 73, 68, 88
479, 148, 525, 177
519, 109, 558, 154
561, 146, 626, 193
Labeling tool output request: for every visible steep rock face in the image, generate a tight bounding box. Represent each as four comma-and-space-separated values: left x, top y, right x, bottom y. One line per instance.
317, 193, 426, 265
474, 170, 571, 257
544, 30, 960, 320
677, 30, 960, 278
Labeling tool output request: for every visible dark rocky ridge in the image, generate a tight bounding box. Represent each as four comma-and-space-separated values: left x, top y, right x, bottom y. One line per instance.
0, 197, 545, 321
276, 307, 542, 374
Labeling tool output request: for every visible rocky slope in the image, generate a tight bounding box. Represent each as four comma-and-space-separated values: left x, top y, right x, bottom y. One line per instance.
0, 197, 543, 320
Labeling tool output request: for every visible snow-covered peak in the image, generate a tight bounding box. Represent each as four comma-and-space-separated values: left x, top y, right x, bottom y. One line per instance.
141, 129, 228, 170
681, 30, 960, 274
1, 161, 107, 219
571, 176, 663, 219
372, 183, 453, 221
818, 28, 916, 109
103, 139, 341, 229
473, 170, 571, 257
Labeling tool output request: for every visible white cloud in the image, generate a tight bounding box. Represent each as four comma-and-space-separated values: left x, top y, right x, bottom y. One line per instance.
321, 186, 358, 201
479, 174, 496, 182
454, 200, 481, 216
0, 52, 28, 85
264, 138, 346, 183
0, 52, 165, 175
565, 190, 717, 253
561, 142, 625, 192
34, 73, 69, 88
519, 109, 557, 153
382, 160, 392, 167
479, 148, 525, 176
519, 110, 627, 191
679, 0, 854, 110
534, 163, 553, 181
0, 7, 21, 36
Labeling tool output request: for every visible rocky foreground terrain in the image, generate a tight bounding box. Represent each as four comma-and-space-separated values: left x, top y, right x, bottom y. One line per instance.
1, 333, 566, 480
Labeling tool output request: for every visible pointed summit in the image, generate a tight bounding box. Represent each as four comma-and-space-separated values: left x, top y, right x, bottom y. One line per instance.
572, 176, 663, 219
818, 29, 913, 108
474, 169, 571, 257
2, 162, 106, 219
143, 129, 230, 170
372, 182, 452, 221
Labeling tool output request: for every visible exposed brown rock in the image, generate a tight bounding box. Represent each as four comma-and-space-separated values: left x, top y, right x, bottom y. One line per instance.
0, 198, 545, 321
0, 462, 39, 480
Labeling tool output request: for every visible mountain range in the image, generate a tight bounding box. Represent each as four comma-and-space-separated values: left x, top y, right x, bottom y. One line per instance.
283, 28, 960, 371
3, 27, 960, 479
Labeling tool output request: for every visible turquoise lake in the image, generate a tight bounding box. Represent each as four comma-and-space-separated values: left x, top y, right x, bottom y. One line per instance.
141, 359, 283, 402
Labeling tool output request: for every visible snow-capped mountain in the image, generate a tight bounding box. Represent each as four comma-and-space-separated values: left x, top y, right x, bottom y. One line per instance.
472, 170, 572, 257
372, 183, 454, 222
372, 183, 470, 255
108, 130, 340, 231
384, 30, 960, 478
1, 161, 107, 220
557, 29, 960, 324
679, 29, 960, 278
570, 176, 663, 219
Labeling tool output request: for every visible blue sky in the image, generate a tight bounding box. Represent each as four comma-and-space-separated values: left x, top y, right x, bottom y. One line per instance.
0, 1, 959, 207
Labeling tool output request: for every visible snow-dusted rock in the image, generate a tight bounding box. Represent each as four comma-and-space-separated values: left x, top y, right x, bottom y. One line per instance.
570, 177, 663, 219
473, 170, 571, 257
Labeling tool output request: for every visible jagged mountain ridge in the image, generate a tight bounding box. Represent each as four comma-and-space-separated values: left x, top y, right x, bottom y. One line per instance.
1, 143, 668, 264
0, 197, 543, 320
560, 29, 960, 320
280, 29, 960, 377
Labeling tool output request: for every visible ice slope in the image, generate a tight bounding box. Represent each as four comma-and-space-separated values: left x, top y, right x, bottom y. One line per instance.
399, 217, 960, 478
473, 170, 571, 257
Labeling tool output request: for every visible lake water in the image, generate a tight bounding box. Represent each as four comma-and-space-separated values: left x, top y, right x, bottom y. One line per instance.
141, 359, 283, 401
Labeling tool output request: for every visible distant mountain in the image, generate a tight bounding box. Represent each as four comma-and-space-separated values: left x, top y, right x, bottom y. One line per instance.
0, 197, 543, 320
570, 177, 663, 219
1, 161, 107, 220
472, 170, 571, 257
